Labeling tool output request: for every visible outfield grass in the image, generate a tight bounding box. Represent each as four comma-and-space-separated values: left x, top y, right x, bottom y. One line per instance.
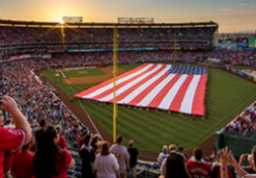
42, 65, 256, 152
63, 68, 105, 78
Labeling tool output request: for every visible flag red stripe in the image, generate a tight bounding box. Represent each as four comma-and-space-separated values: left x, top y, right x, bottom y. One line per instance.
92, 64, 157, 100
169, 75, 194, 112
113, 65, 167, 103
191, 74, 208, 115
129, 72, 169, 106
149, 75, 181, 108
75, 64, 208, 116
74, 63, 148, 98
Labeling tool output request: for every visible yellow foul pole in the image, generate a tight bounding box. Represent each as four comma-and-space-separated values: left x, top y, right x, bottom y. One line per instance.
112, 27, 119, 142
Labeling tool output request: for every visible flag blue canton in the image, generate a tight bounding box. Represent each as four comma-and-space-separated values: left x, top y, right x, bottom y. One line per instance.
168, 65, 207, 75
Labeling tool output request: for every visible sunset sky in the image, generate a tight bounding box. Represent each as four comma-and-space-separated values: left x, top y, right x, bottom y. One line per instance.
0, 0, 255, 33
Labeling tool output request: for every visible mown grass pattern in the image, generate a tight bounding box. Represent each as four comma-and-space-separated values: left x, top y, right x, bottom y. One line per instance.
63, 68, 105, 78
42, 66, 256, 152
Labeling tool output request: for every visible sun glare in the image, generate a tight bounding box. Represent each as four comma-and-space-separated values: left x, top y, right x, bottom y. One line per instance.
59, 18, 65, 24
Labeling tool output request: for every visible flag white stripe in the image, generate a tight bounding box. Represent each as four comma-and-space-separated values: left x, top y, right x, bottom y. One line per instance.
83, 64, 154, 98
138, 75, 176, 107
118, 65, 172, 104
99, 64, 163, 102
179, 75, 201, 114
76, 63, 207, 116
158, 75, 188, 110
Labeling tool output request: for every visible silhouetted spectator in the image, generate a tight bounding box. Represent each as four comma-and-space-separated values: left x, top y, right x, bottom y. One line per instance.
127, 140, 139, 178
159, 152, 190, 178
33, 126, 73, 178
80, 134, 94, 178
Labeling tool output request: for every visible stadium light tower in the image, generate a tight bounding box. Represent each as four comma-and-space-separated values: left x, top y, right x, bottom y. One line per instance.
112, 27, 119, 142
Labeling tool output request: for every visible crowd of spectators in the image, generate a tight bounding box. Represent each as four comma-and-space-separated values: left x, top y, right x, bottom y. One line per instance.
1, 51, 209, 68
0, 50, 256, 178
0, 23, 255, 68
210, 49, 256, 67
156, 143, 256, 178
0, 57, 87, 177
0, 23, 255, 177
0, 57, 142, 178
225, 102, 256, 136
0, 97, 139, 178
0, 26, 215, 50
0, 59, 87, 144
2, 49, 256, 69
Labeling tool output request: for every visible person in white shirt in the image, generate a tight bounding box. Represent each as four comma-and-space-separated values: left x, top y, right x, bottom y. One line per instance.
110, 136, 130, 178
157, 145, 169, 165
94, 141, 120, 178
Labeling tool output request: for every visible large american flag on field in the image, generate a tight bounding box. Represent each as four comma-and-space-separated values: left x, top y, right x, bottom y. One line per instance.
75, 64, 208, 116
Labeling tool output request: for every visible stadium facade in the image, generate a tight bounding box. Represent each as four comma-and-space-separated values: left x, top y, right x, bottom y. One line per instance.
0, 19, 218, 59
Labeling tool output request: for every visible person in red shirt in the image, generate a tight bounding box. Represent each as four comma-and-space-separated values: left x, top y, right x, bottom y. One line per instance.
187, 148, 212, 178
56, 126, 67, 149
3, 151, 14, 177
0, 96, 32, 178
11, 143, 34, 178
33, 126, 74, 178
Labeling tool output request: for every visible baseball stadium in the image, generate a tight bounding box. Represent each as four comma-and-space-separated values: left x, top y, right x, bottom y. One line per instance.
1, 1, 256, 178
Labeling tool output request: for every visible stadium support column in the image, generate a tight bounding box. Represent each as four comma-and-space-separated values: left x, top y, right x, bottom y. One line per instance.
112, 27, 119, 143
171, 32, 177, 64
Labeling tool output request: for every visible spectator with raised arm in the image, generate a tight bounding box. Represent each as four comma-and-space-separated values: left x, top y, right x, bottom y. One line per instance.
221, 147, 256, 178
0, 96, 32, 178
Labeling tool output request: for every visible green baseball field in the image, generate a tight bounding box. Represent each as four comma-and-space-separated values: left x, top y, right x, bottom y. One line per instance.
41, 64, 256, 154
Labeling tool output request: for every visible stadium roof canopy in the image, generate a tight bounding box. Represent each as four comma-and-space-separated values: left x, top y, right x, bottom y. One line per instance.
0, 19, 218, 29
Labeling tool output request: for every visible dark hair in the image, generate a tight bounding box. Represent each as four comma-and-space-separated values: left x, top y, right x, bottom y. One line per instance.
178, 147, 184, 152
33, 126, 64, 178
83, 134, 91, 145
55, 126, 61, 133
165, 152, 189, 178
39, 119, 47, 128
116, 136, 123, 144
22, 142, 31, 151
211, 165, 220, 178
194, 148, 203, 161
101, 141, 110, 156
91, 135, 100, 148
